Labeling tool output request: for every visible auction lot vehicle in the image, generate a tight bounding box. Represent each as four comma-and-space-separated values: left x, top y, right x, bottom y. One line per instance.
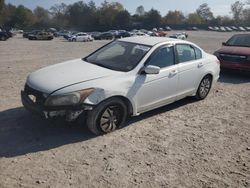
214, 34, 250, 72
68, 32, 93, 42
23, 30, 41, 38
28, 31, 53, 40
115, 31, 132, 39
21, 37, 220, 135
94, 32, 114, 40
0, 31, 10, 41
169, 33, 187, 40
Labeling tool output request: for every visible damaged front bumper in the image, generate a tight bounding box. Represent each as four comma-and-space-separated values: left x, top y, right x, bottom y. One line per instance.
21, 90, 93, 121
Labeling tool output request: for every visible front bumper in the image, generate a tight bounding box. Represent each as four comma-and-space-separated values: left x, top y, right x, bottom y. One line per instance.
21, 90, 93, 121
220, 60, 250, 72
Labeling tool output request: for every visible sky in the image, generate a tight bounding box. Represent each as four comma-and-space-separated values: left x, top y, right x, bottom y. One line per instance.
5, 0, 239, 16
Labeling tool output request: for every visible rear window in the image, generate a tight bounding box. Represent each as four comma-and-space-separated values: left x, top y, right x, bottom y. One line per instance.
176, 44, 196, 63
194, 47, 202, 59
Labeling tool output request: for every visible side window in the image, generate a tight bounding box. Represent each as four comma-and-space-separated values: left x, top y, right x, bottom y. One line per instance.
176, 44, 196, 63
147, 46, 175, 68
194, 47, 202, 59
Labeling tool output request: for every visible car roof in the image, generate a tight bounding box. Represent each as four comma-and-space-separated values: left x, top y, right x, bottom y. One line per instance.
118, 36, 180, 46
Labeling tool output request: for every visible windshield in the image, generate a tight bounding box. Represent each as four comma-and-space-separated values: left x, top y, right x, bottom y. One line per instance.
226, 34, 250, 47
84, 41, 151, 72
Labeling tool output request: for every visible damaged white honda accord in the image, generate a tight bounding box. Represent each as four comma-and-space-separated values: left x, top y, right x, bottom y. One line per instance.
21, 37, 220, 135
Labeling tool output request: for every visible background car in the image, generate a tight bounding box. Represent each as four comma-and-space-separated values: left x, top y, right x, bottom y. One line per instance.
21, 37, 220, 135
93, 32, 114, 40
0, 31, 11, 41
169, 33, 187, 40
68, 32, 93, 42
28, 31, 53, 40
214, 33, 250, 72
115, 31, 132, 39
23, 30, 41, 38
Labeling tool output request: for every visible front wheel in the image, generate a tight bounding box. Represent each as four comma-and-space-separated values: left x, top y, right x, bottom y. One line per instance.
87, 98, 127, 135
195, 75, 212, 100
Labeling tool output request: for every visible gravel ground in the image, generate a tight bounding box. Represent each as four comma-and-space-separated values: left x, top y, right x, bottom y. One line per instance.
0, 31, 249, 188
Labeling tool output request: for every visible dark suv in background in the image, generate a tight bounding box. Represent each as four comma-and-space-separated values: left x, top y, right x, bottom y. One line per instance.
0, 30, 14, 41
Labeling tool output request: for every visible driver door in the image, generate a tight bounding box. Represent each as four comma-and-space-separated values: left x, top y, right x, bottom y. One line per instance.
136, 45, 179, 113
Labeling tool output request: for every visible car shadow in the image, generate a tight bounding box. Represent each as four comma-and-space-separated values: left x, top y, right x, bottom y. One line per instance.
0, 97, 197, 158
219, 70, 250, 84
127, 97, 197, 125
0, 107, 94, 158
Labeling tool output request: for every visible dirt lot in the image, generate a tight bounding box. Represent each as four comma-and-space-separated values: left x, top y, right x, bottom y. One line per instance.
0, 31, 249, 188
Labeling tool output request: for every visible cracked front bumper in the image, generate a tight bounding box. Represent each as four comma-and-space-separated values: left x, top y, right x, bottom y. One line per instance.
21, 90, 93, 121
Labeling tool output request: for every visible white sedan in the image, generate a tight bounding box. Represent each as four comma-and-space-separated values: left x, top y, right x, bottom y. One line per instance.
21, 37, 220, 135
169, 33, 187, 40
68, 32, 93, 42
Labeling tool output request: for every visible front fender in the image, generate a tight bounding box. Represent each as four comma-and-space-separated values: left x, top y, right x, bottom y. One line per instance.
84, 88, 136, 115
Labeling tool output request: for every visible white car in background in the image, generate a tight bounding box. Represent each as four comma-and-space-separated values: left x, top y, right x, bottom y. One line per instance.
68, 32, 93, 42
169, 33, 187, 40
21, 37, 220, 135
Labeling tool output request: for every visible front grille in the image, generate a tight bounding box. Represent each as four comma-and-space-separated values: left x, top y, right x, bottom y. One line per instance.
219, 53, 247, 63
24, 84, 46, 105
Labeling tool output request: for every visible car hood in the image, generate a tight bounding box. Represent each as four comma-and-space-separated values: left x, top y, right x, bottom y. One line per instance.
217, 46, 250, 56
27, 59, 116, 94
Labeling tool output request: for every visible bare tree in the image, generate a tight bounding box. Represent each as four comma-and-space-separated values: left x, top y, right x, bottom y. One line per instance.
231, 1, 245, 23
136, 5, 145, 16
196, 3, 214, 23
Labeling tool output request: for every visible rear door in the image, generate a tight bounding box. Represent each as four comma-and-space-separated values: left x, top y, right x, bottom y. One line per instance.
175, 44, 204, 99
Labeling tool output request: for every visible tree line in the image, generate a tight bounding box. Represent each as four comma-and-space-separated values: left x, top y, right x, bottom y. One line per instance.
0, 0, 250, 31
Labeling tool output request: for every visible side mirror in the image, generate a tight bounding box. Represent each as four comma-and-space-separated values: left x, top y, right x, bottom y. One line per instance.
143, 65, 160, 74
222, 42, 227, 46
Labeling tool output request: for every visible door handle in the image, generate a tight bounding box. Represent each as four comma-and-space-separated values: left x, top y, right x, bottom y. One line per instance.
170, 70, 178, 76
198, 62, 203, 68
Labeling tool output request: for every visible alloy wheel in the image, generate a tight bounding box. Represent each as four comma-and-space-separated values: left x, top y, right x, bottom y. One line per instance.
99, 105, 123, 133
199, 77, 211, 98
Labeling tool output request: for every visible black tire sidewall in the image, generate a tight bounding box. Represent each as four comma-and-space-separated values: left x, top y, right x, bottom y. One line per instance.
87, 98, 127, 135
196, 75, 212, 100
1, 36, 6, 41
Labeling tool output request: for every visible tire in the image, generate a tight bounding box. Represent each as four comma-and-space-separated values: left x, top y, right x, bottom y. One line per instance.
195, 75, 212, 100
72, 38, 76, 42
87, 98, 128, 135
0, 36, 6, 41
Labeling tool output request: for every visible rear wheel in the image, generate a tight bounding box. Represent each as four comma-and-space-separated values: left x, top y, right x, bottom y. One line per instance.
87, 98, 127, 135
195, 75, 212, 100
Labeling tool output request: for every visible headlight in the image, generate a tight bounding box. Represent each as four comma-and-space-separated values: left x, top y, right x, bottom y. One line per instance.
45, 88, 94, 106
